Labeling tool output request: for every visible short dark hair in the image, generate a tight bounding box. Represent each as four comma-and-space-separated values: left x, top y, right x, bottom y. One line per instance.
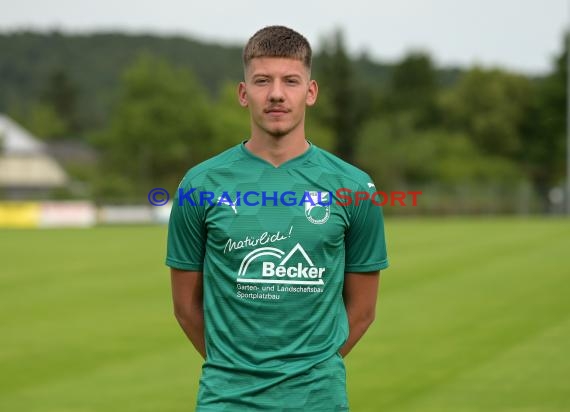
243, 26, 312, 72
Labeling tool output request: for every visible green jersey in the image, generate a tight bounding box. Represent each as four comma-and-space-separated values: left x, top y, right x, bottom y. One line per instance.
166, 142, 389, 411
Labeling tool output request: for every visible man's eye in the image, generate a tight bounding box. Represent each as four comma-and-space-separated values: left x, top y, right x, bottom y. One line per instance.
255, 79, 268, 85
286, 79, 299, 85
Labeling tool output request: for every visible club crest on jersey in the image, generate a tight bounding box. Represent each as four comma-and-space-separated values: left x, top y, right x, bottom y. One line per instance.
305, 191, 330, 225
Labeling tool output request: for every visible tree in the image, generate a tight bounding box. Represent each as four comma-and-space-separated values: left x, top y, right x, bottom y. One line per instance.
357, 115, 521, 188
315, 29, 367, 164
520, 32, 567, 208
7, 100, 68, 141
356, 114, 524, 214
439, 67, 533, 158
40, 68, 79, 135
384, 51, 439, 127
26, 103, 68, 139
94, 54, 216, 200
211, 82, 251, 153
6, 68, 78, 140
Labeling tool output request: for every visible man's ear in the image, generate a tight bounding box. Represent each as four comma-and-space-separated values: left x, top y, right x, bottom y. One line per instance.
306, 79, 318, 107
238, 82, 248, 107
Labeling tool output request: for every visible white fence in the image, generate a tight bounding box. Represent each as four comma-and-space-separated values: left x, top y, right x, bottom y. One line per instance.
0, 201, 172, 228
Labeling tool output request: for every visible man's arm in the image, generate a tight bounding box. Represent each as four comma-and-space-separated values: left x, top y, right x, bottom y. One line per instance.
170, 268, 206, 359
339, 271, 380, 357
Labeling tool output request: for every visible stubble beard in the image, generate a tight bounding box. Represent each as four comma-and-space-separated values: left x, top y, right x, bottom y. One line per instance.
260, 117, 303, 139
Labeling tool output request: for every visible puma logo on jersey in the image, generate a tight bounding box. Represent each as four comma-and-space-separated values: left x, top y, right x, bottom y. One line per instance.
217, 195, 238, 214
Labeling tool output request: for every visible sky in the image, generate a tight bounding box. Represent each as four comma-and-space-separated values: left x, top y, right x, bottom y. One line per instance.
0, 0, 568, 75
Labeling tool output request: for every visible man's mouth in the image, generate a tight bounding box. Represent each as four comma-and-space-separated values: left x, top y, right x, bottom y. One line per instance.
265, 107, 289, 114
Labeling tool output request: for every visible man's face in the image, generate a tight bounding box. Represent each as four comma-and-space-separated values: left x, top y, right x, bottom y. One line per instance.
238, 57, 318, 138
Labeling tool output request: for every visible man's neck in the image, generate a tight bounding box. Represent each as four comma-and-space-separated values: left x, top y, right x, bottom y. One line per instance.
245, 132, 310, 167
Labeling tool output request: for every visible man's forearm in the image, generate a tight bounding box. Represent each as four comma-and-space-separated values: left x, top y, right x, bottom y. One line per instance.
175, 310, 206, 359
339, 272, 380, 357
171, 269, 206, 359
339, 311, 375, 357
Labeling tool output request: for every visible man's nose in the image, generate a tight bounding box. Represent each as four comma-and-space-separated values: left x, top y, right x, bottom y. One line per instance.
268, 80, 285, 102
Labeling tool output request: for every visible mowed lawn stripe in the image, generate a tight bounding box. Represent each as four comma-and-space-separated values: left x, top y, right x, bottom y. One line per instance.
347, 218, 570, 411
398, 315, 570, 412
1, 219, 568, 411
0, 227, 180, 400
383, 218, 568, 294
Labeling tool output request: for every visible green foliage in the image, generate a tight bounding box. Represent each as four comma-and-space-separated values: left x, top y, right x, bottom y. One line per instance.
211, 82, 250, 151
519, 32, 567, 201
40, 68, 79, 134
439, 67, 533, 158
93, 54, 217, 200
7, 68, 76, 140
315, 29, 368, 163
0, 32, 245, 133
21, 103, 68, 140
358, 114, 522, 188
305, 108, 335, 151
0, 30, 566, 212
384, 51, 439, 126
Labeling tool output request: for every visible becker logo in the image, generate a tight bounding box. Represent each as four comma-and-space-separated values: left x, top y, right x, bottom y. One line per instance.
237, 243, 325, 285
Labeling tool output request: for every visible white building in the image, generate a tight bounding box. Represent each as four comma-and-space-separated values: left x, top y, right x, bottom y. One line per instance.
0, 114, 68, 197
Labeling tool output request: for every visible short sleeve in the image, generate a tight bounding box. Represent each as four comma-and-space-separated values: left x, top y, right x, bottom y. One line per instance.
344, 180, 389, 273
165, 182, 206, 271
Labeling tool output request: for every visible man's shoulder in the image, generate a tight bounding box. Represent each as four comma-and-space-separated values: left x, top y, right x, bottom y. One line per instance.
312, 146, 374, 188
180, 144, 243, 186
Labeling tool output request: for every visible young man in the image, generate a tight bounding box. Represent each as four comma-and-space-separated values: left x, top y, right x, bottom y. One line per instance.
166, 26, 389, 411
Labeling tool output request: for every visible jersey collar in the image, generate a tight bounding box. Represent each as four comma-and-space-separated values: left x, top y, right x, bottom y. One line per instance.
239, 140, 315, 169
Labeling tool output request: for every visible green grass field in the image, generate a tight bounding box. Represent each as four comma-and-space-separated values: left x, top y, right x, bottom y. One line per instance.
1, 218, 569, 411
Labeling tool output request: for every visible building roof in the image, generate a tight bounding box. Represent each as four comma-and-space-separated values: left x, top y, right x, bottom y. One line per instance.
0, 114, 46, 155
0, 114, 68, 188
